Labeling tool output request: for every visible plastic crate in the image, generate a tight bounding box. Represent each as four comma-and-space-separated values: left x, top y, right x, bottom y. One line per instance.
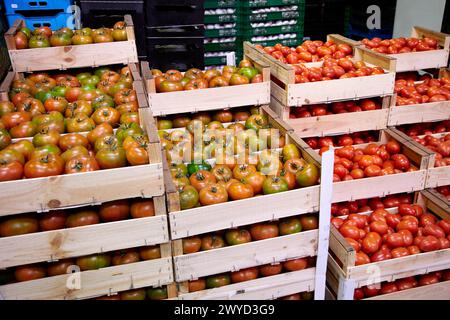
6, 12, 73, 29
4, 0, 73, 14
242, 35, 303, 47
204, 14, 237, 24
146, 25, 204, 38
240, 0, 303, 8
346, 24, 393, 41
146, 1, 203, 27
204, 0, 237, 9
204, 41, 236, 52
205, 28, 237, 38
238, 9, 303, 22
204, 55, 228, 66
241, 23, 303, 37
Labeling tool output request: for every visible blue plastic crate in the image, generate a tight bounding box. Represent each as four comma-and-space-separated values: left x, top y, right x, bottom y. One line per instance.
7, 12, 74, 30
4, 0, 73, 14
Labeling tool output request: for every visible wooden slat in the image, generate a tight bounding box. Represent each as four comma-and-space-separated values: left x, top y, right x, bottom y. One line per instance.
327, 34, 360, 48
0, 71, 15, 100
388, 100, 450, 126
0, 215, 169, 268
332, 170, 426, 202
0, 258, 173, 300
425, 166, 450, 189
176, 268, 315, 300
169, 186, 320, 239
354, 46, 397, 72
174, 231, 318, 282
422, 189, 450, 219
329, 227, 356, 272
0, 162, 164, 216
390, 50, 450, 72
286, 72, 395, 106
365, 280, 450, 300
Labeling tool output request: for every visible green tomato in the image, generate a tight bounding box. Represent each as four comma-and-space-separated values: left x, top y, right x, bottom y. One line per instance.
116, 123, 143, 142
262, 176, 289, 195
245, 114, 269, 131
187, 162, 212, 175
170, 163, 188, 177
80, 75, 100, 87
146, 287, 167, 300
179, 185, 199, 210
34, 91, 52, 103
295, 163, 320, 188
238, 67, 259, 81
82, 84, 96, 91
76, 72, 92, 82
50, 86, 68, 97
94, 67, 111, 78
20, 27, 31, 39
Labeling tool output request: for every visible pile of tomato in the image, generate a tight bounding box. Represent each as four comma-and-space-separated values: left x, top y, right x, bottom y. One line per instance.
397, 121, 450, 137
320, 139, 417, 182
277, 292, 314, 300
151, 60, 263, 93
182, 214, 318, 255
332, 203, 450, 266
355, 269, 450, 299
395, 76, 450, 106
14, 21, 127, 50
412, 133, 450, 167
254, 39, 353, 64
304, 131, 380, 150
171, 143, 319, 210
187, 257, 316, 293
436, 186, 450, 201
362, 36, 439, 54
289, 98, 382, 119
0, 198, 155, 238
331, 193, 414, 217
1, 66, 138, 139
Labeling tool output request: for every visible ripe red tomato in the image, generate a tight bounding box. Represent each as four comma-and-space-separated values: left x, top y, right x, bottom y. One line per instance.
99, 200, 130, 222
259, 264, 283, 277
39, 210, 66, 231
355, 252, 371, 265
419, 235, 440, 252
283, 258, 308, 271
362, 232, 382, 254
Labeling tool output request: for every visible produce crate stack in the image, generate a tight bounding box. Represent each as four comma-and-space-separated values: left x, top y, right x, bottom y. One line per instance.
204, 0, 238, 68
327, 190, 450, 300
160, 107, 333, 300
244, 35, 396, 139
3, 0, 75, 30
79, 0, 146, 60
145, 0, 205, 71
0, 15, 178, 299
236, 0, 305, 62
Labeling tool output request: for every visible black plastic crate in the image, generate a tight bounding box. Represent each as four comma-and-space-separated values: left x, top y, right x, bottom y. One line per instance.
79, 0, 146, 57
146, 1, 204, 27
146, 24, 204, 38
145, 37, 204, 71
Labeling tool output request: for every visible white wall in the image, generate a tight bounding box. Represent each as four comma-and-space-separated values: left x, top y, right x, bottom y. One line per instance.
393, 0, 446, 37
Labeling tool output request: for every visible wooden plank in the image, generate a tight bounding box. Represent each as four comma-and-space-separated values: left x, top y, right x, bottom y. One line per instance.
425, 166, 450, 188
332, 170, 426, 202
388, 100, 450, 126
173, 231, 318, 282
421, 189, 450, 220
390, 50, 450, 73
0, 71, 15, 100
289, 109, 389, 138
286, 72, 395, 106
0, 162, 164, 216
169, 186, 320, 239
269, 95, 290, 120
365, 280, 450, 300
0, 258, 173, 300
270, 80, 289, 106
329, 227, 356, 272
147, 82, 270, 116
412, 26, 450, 49
327, 34, 360, 48
0, 215, 169, 268
176, 268, 316, 300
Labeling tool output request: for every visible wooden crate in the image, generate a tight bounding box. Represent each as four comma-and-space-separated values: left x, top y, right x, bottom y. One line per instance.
176, 268, 316, 300
244, 39, 396, 107
363, 26, 450, 73
0, 195, 177, 300
4, 15, 138, 72
140, 59, 271, 116
164, 106, 335, 299
270, 95, 392, 138
327, 189, 450, 300
329, 128, 434, 202
0, 107, 164, 216
388, 69, 450, 126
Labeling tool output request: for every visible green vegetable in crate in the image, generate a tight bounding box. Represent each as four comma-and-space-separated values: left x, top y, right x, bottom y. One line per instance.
238, 67, 259, 81
34, 91, 52, 103
245, 114, 268, 131
179, 185, 199, 210
187, 162, 212, 175
28, 35, 50, 48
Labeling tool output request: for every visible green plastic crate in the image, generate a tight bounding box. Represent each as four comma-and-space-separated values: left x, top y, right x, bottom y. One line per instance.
240, 0, 303, 8
205, 28, 238, 38
204, 14, 237, 24
238, 9, 303, 22
204, 56, 229, 66
241, 23, 303, 36
205, 41, 237, 52
205, 0, 237, 9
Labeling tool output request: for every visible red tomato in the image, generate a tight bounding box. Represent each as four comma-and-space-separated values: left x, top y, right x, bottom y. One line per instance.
396, 277, 417, 291
355, 252, 371, 265
380, 282, 398, 295
340, 224, 361, 240
419, 235, 440, 252
362, 232, 382, 254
